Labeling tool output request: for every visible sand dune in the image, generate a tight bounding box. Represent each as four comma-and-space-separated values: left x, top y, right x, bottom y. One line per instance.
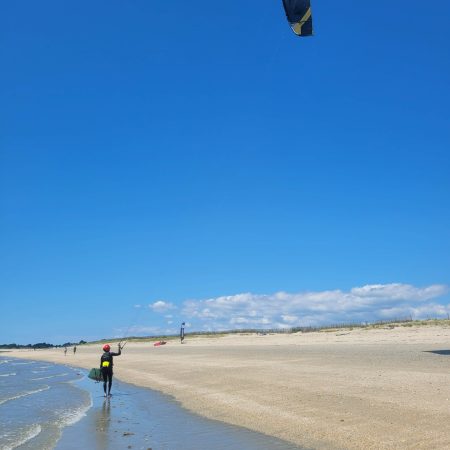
8, 325, 450, 449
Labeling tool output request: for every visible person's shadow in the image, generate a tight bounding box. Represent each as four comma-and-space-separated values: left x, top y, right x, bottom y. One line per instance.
424, 350, 450, 356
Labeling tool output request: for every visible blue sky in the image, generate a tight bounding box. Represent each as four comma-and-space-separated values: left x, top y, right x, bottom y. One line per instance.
1, 1, 449, 344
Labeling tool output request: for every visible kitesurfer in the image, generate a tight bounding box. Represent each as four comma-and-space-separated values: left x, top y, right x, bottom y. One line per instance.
100, 343, 122, 397
180, 322, 185, 344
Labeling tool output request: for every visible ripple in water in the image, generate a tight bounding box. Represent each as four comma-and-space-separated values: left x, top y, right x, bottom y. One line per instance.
0, 386, 50, 406
0, 423, 42, 450
0, 358, 88, 450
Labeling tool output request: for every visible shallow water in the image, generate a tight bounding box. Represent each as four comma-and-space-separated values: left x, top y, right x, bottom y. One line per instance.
1, 356, 307, 450
0, 357, 90, 450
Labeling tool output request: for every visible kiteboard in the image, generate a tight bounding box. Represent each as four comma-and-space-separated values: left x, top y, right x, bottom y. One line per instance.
154, 341, 167, 347
88, 368, 103, 382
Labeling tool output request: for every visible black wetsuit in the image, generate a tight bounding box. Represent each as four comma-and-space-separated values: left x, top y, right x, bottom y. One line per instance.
180, 323, 185, 343
100, 348, 121, 395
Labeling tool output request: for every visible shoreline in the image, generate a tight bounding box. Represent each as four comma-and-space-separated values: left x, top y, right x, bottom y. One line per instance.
7, 325, 450, 449
54, 366, 301, 450
0, 356, 301, 450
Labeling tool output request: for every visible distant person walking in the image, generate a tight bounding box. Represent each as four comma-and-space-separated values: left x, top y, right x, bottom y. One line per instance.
180, 322, 185, 344
73, 346, 77, 355
64, 347, 67, 356
100, 343, 122, 397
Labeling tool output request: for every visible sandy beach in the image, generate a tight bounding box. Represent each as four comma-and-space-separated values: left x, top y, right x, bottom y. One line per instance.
8, 324, 450, 450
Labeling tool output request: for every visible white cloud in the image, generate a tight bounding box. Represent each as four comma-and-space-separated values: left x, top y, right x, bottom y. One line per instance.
115, 325, 162, 336
350, 283, 445, 301
149, 300, 176, 313
281, 315, 299, 324
182, 284, 449, 330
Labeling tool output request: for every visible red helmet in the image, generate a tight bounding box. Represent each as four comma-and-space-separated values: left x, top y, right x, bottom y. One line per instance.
102, 344, 110, 352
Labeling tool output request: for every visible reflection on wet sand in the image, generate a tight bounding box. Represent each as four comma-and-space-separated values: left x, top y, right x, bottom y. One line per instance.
94, 399, 111, 450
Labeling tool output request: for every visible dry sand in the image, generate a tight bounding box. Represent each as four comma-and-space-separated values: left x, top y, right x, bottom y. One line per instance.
7, 325, 450, 450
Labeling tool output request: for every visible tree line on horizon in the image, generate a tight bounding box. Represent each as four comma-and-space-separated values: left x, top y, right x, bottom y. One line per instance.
0, 339, 87, 349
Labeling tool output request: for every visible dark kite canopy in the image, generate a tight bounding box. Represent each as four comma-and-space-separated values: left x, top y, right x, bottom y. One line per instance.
282, 0, 313, 36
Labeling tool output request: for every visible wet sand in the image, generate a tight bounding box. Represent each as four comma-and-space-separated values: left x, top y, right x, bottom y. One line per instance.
54, 371, 302, 450
9, 325, 450, 449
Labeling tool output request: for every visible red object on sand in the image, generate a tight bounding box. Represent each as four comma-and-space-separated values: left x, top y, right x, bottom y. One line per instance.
154, 341, 167, 347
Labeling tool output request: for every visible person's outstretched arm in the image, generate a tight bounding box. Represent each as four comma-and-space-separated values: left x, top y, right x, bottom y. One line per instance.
110, 346, 121, 356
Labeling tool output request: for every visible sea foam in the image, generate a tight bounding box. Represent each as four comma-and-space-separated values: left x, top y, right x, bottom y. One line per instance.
0, 386, 50, 406
55, 395, 93, 427
0, 423, 42, 450
31, 373, 68, 381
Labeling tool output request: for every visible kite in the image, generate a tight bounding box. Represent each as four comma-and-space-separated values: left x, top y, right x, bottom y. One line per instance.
282, 0, 313, 37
